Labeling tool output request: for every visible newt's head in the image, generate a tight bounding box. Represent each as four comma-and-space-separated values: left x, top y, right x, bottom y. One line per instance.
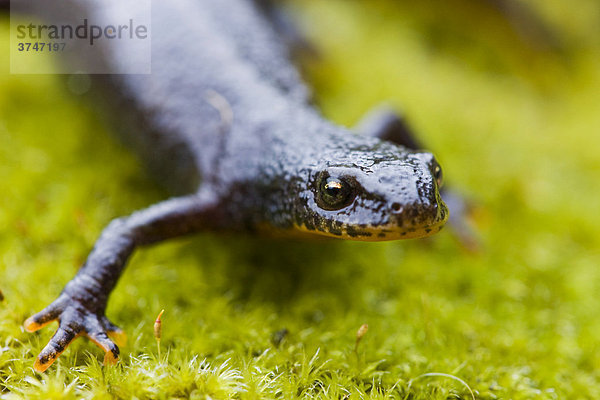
291, 141, 448, 241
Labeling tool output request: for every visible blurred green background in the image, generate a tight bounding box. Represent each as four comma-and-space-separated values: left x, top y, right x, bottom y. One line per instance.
1, 0, 600, 398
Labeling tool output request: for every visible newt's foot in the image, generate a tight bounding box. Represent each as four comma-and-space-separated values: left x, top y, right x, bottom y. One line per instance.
24, 296, 126, 372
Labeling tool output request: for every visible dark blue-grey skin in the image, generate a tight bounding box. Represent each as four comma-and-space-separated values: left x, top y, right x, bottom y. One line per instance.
22, 0, 448, 371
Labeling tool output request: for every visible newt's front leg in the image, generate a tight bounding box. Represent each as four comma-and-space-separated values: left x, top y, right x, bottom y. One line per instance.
25, 191, 221, 372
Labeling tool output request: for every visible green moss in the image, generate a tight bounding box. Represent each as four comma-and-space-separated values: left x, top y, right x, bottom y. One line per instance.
2, 0, 600, 398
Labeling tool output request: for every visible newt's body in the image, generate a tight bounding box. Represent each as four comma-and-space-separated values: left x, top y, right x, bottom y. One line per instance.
22, 0, 448, 371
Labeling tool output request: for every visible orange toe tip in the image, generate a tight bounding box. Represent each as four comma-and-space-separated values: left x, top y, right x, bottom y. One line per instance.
33, 358, 51, 373
24, 318, 40, 332
108, 330, 127, 347
103, 352, 119, 366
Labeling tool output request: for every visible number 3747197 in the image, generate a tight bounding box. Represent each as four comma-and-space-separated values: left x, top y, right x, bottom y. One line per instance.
17, 42, 66, 52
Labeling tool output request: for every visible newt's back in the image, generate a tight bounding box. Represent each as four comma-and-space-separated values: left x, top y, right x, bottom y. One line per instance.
25, 0, 312, 194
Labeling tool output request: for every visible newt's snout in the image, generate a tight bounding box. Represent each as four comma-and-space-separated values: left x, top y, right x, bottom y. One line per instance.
387, 188, 448, 239
381, 153, 448, 238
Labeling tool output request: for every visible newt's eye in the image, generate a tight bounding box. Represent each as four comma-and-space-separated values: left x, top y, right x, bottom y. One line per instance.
432, 163, 443, 188
317, 175, 356, 210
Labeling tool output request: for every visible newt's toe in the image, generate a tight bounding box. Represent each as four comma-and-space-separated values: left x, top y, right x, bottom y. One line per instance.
107, 328, 127, 348
24, 316, 53, 333
33, 356, 52, 373
33, 327, 82, 372
103, 316, 127, 347
103, 349, 120, 366
86, 331, 120, 366
24, 301, 64, 332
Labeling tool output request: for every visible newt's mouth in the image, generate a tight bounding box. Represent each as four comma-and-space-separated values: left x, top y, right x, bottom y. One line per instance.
294, 198, 449, 242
